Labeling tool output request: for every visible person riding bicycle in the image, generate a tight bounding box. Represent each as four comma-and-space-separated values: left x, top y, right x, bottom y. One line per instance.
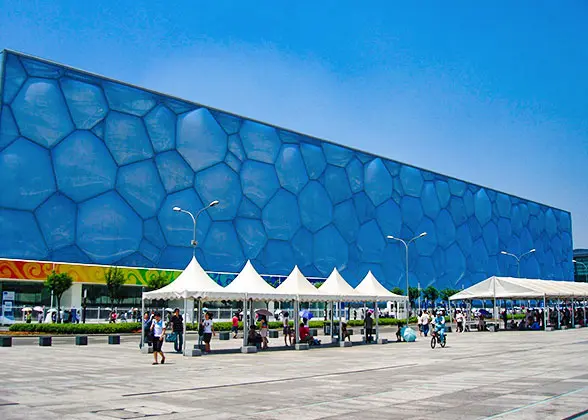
433, 310, 446, 341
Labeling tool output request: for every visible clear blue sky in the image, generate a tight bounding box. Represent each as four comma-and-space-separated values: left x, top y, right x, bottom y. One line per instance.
1, 1, 586, 248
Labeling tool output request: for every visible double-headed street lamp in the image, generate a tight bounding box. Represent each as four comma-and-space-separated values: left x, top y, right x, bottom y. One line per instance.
387, 232, 427, 326
500, 248, 535, 278
573, 260, 588, 283
173, 200, 219, 256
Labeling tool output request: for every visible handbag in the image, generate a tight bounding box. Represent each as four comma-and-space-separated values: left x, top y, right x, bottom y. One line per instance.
165, 332, 177, 342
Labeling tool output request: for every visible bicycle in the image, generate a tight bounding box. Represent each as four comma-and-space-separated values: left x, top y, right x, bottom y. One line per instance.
430, 329, 446, 349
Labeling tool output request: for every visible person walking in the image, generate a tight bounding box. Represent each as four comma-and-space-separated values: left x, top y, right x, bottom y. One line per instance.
202, 312, 215, 354
150, 312, 166, 364
231, 313, 239, 338
282, 312, 293, 346
421, 310, 430, 337
259, 315, 269, 349
141, 311, 152, 349
365, 311, 374, 343
417, 310, 423, 337
170, 308, 184, 353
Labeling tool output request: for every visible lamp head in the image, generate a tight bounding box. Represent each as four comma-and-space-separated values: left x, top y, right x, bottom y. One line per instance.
529, 248, 536, 253
419, 232, 427, 238
573, 260, 578, 263
386, 235, 396, 240
172, 206, 181, 212
501, 251, 508, 255
209, 200, 220, 207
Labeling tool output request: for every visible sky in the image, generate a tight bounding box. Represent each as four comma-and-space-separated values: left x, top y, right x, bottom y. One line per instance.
1, 1, 587, 248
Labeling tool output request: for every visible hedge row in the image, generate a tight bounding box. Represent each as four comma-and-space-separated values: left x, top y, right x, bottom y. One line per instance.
8, 316, 436, 335
9, 322, 141, 334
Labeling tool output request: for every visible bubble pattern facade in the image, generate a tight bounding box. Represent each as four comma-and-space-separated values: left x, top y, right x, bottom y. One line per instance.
0, 51, 574, 288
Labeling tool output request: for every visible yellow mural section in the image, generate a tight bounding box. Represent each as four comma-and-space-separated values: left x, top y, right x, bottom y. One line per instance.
0, 258, 180, 286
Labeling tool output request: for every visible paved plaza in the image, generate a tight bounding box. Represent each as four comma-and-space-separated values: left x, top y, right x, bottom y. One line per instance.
1, 328, 588, 419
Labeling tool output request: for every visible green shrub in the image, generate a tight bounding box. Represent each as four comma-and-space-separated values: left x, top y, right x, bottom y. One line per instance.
9, 322, 141, 334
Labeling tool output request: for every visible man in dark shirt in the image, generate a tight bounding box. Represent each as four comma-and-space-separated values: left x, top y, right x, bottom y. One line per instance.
170, 308, 184, 353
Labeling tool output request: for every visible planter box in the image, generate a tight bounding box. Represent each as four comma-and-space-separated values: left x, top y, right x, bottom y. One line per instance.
269, 330, 279, 338
219, 331, 230, 340
108, 335, 120, 345
310, 328, 318, 337
0, 336, 12, 347
75, 336, 88, 346
39, 336, 52, 346
347, 329, 354, 335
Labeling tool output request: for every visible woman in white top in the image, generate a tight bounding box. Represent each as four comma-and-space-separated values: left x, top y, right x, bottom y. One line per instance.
202, 312, 215, 353
150, 312, 166, 365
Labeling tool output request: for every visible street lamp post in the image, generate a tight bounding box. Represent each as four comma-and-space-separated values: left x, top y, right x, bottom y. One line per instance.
387, 232, 427, 328
500, 249, 536, 278
173, 200, 219, 256
573, 260, 588, 283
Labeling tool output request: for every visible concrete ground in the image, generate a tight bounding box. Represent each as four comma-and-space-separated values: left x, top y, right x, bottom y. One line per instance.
1, 328, 588, 419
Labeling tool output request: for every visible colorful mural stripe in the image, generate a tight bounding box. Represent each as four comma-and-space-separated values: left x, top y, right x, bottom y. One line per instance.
0, 258, 326, 287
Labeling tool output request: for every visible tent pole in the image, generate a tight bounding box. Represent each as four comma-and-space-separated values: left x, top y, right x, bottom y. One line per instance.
295, 298, 300, 344
375, 300, 379, 342
197, 299, 203, 347
557, 298, 561, 329
543, 294, 547, 330
572, 296, 575, 328
182, 297, 187, 355
339, 301, 343, 343
140, 295, 145, 350
242, 296, 247, 348
583, 296, 586, 327
330, 301, 334, 341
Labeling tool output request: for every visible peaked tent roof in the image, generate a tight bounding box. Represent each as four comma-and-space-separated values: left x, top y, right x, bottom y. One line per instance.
449, 276, 588, 300
355, 271, 405, 300
223, 260, 294, 301
142, 257, 226, 301
319, 268, 370, 301
276, 266, 338, 301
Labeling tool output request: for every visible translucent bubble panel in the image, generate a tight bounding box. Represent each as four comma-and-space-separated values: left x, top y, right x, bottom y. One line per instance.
0, 51, 573, 287
53, 131, 117, 202
12, 79, 74, 147
0, 138, 55, 210
77, 191, 142, 264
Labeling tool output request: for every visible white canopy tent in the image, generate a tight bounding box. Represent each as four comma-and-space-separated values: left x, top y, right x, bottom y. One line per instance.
319, 268, 369, 344
354, 271, 406, 342
223, 260, 295, 348
276, 266, 338, 345
449, 276, 588, 330
141, 257, 226, 354
449, 277, 588, 300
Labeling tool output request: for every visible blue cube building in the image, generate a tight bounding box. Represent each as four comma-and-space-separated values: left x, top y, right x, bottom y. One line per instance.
0, 50, 574, 290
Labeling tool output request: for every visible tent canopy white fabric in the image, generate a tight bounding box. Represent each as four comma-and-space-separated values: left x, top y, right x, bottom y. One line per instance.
319, 268, 370, 301
449, 276, 588, 300
276, 266, 338, 301
355, 271, 405, 301
223, 260, 295, 301
142, 257, 225, 301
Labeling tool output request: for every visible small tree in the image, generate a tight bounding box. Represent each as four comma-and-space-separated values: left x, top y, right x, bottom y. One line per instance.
408, 286, 420, 306
104, 266, 126, 309
146, 272, 171, 291
439, 288, 460, 302
45, 271, 73, 323
391, 287, 404, 296
423, 285, 439, 308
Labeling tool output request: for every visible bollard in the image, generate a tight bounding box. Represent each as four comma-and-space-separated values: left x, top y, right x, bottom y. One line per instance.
75, 336, 88, 346
241, 346, 257, 354
295, 343, 309, 351
39, 336, 52, 346
0, 336, 12, 347
108, 335, 120, 345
